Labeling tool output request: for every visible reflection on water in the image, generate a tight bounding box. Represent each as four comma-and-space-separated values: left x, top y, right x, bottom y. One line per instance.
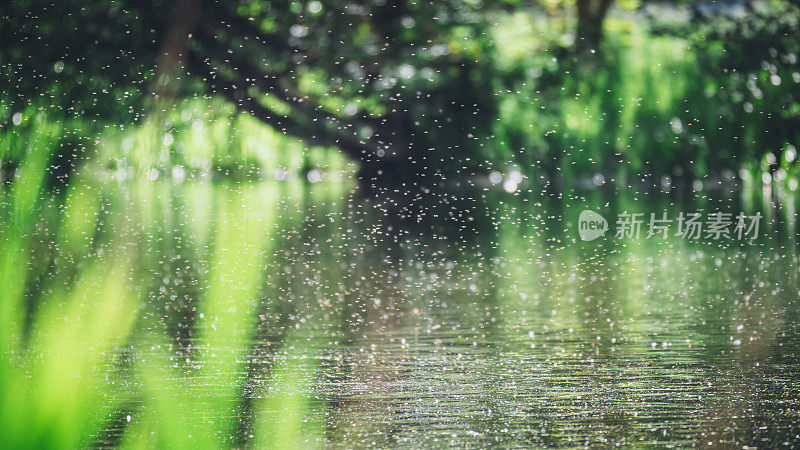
22, 179, 800, 446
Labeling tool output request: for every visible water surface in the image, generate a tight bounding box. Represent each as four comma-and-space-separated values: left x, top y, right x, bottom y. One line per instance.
24, 179, 800, 447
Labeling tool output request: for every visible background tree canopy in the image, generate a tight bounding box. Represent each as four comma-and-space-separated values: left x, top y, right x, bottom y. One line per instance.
1, 0, 799, 185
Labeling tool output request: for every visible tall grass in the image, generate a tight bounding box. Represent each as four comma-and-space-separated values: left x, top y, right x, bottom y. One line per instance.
0, 129, 323, 448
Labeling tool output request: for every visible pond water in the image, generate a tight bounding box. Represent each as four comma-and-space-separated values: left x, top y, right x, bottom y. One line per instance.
21, 178, 800, 447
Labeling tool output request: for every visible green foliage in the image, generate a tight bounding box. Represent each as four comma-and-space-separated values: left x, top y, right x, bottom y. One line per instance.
488, 5, 800, 184
1, 0, 798, 183
0, 135, 323, 448
95, 98, 355, 178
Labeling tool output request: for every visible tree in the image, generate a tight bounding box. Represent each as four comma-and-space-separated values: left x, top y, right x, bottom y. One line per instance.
2, 0, 507, 182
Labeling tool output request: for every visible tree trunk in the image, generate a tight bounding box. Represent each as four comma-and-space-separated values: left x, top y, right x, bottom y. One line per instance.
575, 0, 614, 53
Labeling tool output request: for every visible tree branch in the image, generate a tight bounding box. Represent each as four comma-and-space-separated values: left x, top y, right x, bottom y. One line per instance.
187, 51, 383, 161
